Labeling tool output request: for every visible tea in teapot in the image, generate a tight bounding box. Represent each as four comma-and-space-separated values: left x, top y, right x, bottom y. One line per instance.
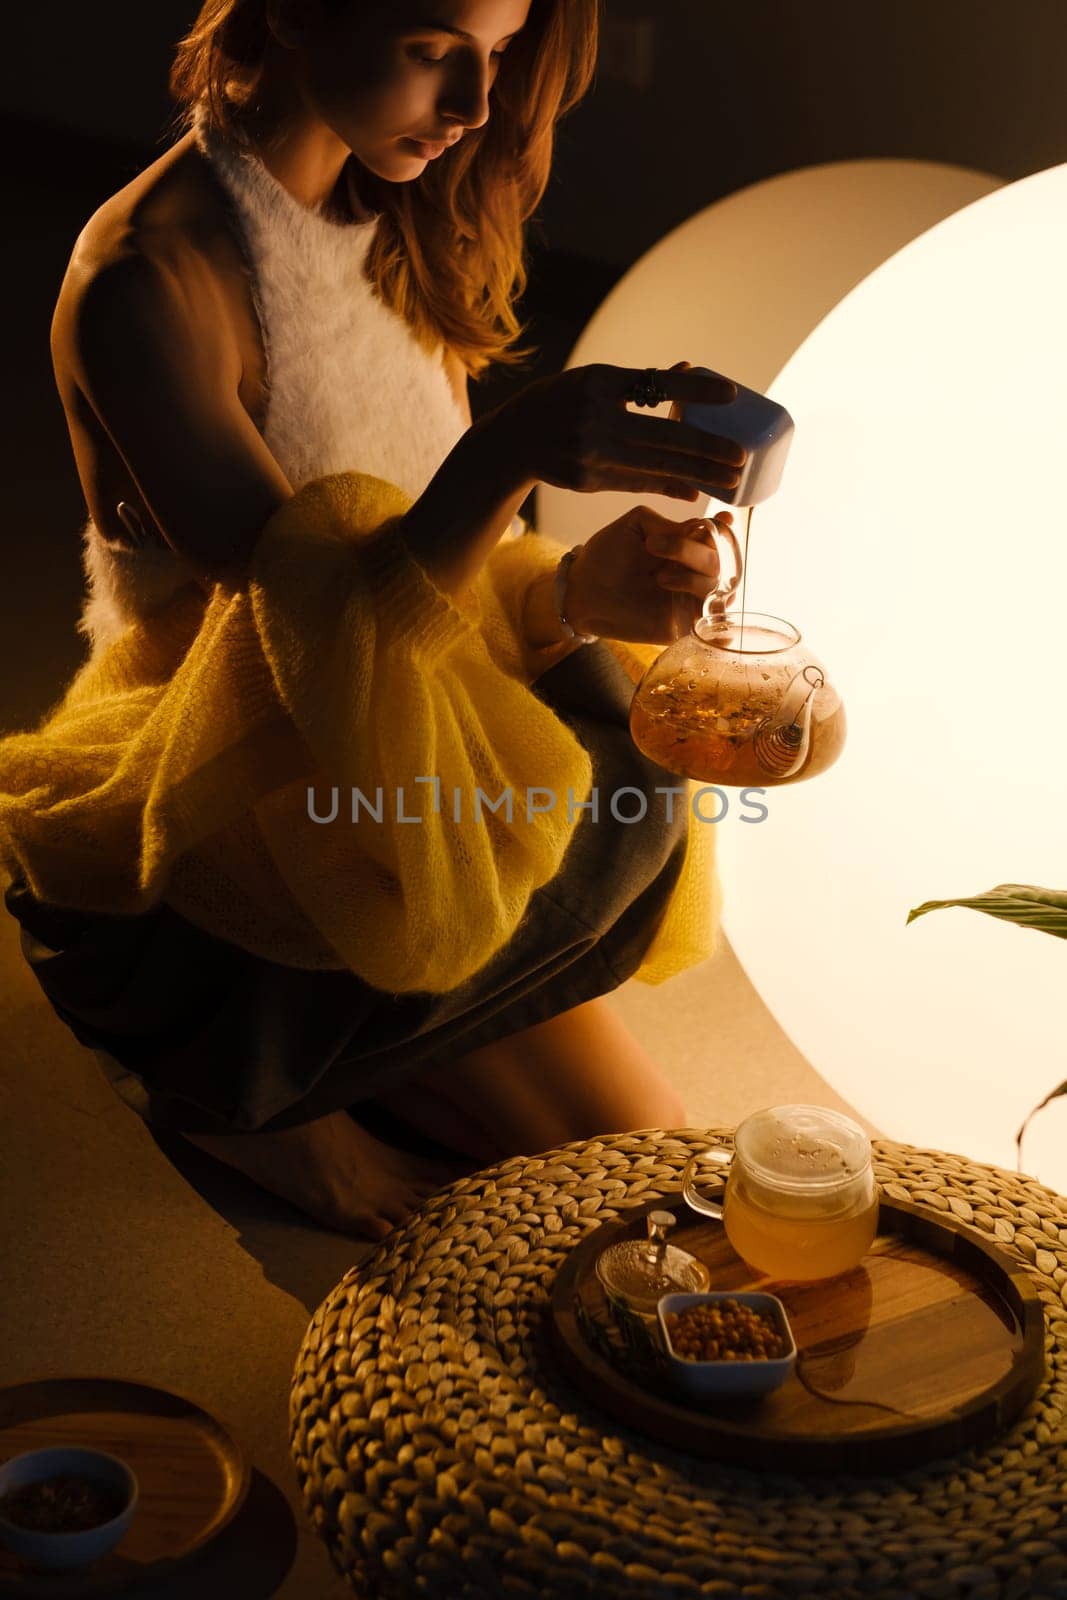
629, 515, 846, 787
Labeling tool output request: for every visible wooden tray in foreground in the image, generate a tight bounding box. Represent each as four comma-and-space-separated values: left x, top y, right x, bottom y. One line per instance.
545, 1194, 1046, 1474
0, 1376, 249, 1595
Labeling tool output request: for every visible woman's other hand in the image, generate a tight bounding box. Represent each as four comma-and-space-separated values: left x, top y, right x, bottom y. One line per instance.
484, 359, 745, 503
563, 504, 736, 645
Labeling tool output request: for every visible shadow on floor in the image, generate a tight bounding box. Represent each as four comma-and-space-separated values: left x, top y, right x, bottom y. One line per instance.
144, 1126, 380, 1315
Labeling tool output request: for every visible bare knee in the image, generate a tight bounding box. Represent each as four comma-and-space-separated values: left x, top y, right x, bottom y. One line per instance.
531, 1090, 689, 1150
436, 1002, 690, 1156
583, 1083, 689, 1140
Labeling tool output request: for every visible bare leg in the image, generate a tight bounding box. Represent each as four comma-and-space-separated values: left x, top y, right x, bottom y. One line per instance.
181, 1110, 477, 1241
367, 1068, 505, 1164
180, 998, 685, 1240
376, 996, 689, 1161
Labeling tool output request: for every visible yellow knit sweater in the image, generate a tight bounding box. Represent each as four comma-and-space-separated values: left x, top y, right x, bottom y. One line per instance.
0, 472, 721, 993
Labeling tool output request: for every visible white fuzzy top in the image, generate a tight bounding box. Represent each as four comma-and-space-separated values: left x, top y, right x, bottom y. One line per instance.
77, 111, 472, 656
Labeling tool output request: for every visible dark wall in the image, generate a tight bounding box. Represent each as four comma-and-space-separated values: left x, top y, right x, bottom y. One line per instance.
2, 3, 194, 153
539, 0, 1067, 266
3, 1, 1064, 270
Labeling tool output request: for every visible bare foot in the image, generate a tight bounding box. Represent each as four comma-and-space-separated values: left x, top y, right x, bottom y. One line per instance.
181, 1108, 476, 1240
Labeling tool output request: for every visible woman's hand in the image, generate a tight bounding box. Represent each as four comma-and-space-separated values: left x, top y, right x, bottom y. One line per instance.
562, 505, 736, 645
484, 360, 745, 502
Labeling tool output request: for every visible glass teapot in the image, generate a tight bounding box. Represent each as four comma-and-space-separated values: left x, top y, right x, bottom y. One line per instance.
629, 519, 846, 787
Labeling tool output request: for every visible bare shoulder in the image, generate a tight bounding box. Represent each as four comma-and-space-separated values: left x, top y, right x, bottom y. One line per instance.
52, 132, 263, 411
48, 132, 287, 581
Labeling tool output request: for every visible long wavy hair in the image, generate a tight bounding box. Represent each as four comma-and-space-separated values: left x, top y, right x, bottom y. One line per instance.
168, 0, 600, 381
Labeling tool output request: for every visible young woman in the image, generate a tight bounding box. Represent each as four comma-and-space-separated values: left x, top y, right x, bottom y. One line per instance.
2, 0, 746, 1240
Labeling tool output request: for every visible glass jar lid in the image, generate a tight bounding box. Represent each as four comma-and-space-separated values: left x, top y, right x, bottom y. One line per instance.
735, 1104, 871, 1193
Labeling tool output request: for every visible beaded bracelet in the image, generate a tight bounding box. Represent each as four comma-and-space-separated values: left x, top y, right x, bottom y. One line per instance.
553, 544, 599, 645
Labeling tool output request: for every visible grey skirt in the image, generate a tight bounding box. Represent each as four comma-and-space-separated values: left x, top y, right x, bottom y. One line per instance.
4, 641, 689, 1138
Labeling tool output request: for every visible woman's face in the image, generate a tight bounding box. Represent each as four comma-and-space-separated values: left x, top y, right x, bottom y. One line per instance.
297, 0, 533, 171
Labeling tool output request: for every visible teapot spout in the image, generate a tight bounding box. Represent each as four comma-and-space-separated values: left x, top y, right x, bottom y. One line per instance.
752, 665, 824, 779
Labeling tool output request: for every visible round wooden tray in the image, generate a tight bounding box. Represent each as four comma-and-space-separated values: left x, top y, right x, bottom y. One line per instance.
545, 1192, 1046, 1474
0, 1376, 249, 1595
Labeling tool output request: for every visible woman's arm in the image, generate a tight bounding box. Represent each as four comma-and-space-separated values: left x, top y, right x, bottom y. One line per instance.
436, 346, 579, 669
53, 244, 295, 592
398, 393, 537, 602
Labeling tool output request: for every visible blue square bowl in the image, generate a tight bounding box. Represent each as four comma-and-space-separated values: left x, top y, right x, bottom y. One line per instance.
656, 1291, 797, 1397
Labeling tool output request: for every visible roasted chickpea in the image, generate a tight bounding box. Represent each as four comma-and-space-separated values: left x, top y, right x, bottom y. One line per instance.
664, 1299, 788, 1362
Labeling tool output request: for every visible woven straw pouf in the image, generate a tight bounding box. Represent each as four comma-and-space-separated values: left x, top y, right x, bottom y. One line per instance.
290, 1131, 1067, 1600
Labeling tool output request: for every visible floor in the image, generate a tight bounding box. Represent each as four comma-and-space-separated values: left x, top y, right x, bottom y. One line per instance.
0, 115, 881, 1597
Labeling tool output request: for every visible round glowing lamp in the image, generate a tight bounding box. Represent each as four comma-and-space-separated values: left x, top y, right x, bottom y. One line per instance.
714, 162, 1067, 1187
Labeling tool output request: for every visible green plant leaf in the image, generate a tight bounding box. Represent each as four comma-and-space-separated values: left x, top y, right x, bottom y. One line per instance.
906, 884, 1067, 939
1017, 1078, 1067, 1151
